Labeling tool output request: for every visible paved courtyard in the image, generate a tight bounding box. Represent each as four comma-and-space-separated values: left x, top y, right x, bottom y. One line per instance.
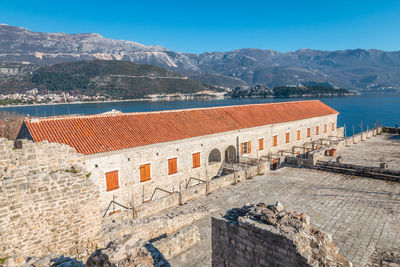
333, 133, 400, 170
169, 167, 400, 267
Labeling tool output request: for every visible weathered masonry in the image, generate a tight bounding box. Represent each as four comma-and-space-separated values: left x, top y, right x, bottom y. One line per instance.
212, 203, 352, 267
0, 138, 100, 264
17, 100, 340, 214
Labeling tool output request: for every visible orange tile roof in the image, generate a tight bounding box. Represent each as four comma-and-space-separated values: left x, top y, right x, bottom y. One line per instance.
22, 100, 338, 155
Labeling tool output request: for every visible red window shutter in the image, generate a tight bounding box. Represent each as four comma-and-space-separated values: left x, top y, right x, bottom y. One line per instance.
240, 143, 243, 155
140, 165, 145, 182
324, 124, 327, 133
168, 158, 177, 175
146, 165, 151, 180
173, 158, 177, 173
259, 138, 264, 151
192, 153, 200, 168
316, 126, 319, 135
286, 133, 290, 143
307, 128, 311, 137
248, 141, 251, 153
331, 123, 335, 131
273, 135, 278, 147
106, 170, 119, 192
297, 130, 301, 140
140, 164, 151, 182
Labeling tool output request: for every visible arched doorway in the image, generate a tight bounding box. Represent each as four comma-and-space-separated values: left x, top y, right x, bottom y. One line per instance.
225, 145, 236, 163
208, 148, 221, 163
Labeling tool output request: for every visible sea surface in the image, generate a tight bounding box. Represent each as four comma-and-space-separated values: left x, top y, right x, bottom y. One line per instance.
1, 92, 399, 136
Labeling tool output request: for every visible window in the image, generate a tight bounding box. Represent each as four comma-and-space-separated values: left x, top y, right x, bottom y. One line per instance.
139, 164, 151, 183
307, 128, 311, 138
331, 123, 335, 131
192, 152, 200, 168
285, 133, 290, 144
105, 170, 119, 192
168, 158, 178, 175
273, 135, 278, 147
324, 124, 327, 133
316, 126, 320, 135
297, 130, 301, 140
209, 149, 221, 163
240, 141, 251, 155
259, 138, 264, 151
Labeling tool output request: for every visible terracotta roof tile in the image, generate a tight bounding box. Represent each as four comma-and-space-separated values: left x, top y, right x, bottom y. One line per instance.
23, 100, 338, 155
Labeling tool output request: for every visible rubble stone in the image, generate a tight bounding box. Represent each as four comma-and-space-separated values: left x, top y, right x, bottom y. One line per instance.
86, 239, 153, 267
212, 202, 352, 267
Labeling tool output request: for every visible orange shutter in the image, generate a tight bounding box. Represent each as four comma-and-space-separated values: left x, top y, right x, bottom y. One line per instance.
106, 170, 119, 192
307, 128, 311, 137
273, 135, 278, 147
140, 164, 151, 182
192, 152, 200, 168
316, 126, 319, 135
331, 123, 335, 131
168, 158, 177, 175
240, 143, 243, 155
324, 124, 327, 133
248, 141, 251, 153
297, 130, 301, 140
285, 133, 290, 143
259, 138, 264, 151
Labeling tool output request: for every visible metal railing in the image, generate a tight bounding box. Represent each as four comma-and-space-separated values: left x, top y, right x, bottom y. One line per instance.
144, 187, 178, 203
103, 199, 132, 217
185, 177, 206, 189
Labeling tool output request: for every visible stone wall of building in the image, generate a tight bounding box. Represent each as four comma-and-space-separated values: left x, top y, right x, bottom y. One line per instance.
86, 114, 338, 215
212, 202, 352, 267
0, 138, 101, 265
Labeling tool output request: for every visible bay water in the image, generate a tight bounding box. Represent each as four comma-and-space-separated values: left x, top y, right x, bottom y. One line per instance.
1, 92, 399, 136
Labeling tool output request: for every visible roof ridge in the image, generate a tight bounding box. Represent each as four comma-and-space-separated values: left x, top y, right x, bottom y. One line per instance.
25, 100, 323, 122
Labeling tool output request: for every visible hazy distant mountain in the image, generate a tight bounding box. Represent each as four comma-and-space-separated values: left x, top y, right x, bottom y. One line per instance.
1, 24, 400, 90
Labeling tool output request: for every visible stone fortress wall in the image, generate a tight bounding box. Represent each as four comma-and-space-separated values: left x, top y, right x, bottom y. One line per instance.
0, 138, 101, 265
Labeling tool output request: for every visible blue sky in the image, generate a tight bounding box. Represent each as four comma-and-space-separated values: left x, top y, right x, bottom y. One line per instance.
1, 0, 400, 53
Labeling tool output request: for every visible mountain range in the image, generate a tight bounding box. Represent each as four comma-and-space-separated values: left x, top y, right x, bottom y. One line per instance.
1, 24, 400, 91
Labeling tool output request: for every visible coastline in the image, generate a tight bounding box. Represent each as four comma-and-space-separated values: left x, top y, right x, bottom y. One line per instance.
0, 97, 153, 108
0, 93, 357, 108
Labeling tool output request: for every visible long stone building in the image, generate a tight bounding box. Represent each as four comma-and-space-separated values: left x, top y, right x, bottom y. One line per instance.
17, 100, 340, 214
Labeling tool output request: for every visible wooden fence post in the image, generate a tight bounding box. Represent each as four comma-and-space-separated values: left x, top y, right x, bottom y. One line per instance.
178, 180, 183, 205
132, 194, 136, 219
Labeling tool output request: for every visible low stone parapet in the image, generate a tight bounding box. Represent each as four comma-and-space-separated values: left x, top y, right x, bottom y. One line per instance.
113, 163, 268, 220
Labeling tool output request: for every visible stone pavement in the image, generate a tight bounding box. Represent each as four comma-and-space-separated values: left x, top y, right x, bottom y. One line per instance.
334, 133, 400, 170
169, 167, 400, 266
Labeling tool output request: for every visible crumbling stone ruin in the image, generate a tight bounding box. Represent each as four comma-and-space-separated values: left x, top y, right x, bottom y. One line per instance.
86, 239, 154, 267
91, 202, 208, 266
85, 224, 201, 266
212, 202, 352, 267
